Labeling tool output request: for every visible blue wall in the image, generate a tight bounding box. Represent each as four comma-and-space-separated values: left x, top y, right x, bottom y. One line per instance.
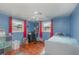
42, 16, 70, 40
0, 14, 9, 33
12, 32, 23, 42
0, 14, 24, 43
28, 21, 35, 32
70, 4, 79, 41
53, 16, 70, 36
0, 13, 71, 41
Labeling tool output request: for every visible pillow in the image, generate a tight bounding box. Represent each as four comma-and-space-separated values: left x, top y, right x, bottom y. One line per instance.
55, 32, 65, 36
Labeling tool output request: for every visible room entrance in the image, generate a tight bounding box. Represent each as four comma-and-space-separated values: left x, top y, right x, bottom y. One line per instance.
27, 21, 39, 43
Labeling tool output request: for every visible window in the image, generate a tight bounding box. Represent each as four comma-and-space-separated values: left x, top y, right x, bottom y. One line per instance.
42, 21, 51, 32
12, 19, 24, 32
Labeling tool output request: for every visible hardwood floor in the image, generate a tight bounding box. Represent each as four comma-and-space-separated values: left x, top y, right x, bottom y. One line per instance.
5, 41, 45, 55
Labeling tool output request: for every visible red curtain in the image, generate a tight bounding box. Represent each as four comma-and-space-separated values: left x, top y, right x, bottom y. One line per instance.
39, 21, 42, 40
23, 20, 27, 39
50, 19, 54, 37
9, 16, 12, 33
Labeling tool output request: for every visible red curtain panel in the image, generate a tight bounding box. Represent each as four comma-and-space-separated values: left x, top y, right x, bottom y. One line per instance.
23, 20, 27, 39
39, 21, 42, 40
50, 19, 54, 37
9, 16, 12, 33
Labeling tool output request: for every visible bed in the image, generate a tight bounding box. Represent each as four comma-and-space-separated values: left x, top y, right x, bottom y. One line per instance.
45, 35, 79, 55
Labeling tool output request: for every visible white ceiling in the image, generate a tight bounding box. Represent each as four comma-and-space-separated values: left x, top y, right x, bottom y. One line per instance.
0, 3, 77, 21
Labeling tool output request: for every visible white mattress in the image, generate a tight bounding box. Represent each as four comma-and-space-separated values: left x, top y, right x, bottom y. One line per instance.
45, 36, 79, 55
48, 36, 79, 45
